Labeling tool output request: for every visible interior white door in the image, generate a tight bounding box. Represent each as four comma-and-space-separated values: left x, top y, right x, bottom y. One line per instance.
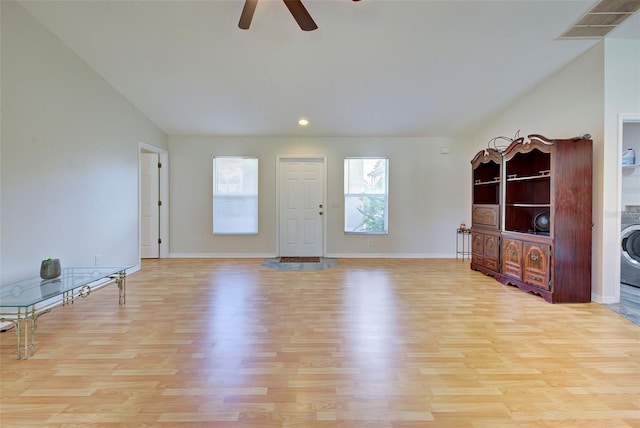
140, 152, 160, 258
279, 157, 325, 257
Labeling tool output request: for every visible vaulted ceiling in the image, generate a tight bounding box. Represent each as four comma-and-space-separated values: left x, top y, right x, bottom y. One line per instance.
18, 0, 640, 137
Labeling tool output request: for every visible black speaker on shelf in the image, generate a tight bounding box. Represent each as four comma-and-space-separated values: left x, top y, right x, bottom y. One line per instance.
534, 212, 550, 235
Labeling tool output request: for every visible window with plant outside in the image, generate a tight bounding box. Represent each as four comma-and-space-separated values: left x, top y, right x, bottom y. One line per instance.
344, 157, 389, 233
212, 156, 258, 234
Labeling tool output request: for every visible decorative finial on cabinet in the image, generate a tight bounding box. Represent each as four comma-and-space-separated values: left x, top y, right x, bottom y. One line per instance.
527, 134, 553, 145
486, 130, 520, 152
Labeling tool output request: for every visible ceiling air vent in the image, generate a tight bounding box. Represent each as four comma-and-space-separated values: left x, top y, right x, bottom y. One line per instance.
559, 0, 640, 39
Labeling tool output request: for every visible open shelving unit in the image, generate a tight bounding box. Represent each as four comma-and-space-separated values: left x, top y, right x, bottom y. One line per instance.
470, 149, 502, 274
503, 142, 552, 235
470, 134, 593, 303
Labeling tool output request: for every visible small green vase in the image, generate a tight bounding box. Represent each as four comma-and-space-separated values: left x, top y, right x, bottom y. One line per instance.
40, 259, 61, 279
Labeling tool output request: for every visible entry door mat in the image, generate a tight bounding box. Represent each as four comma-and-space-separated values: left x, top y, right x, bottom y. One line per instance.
279, 257, 320, 263
261, 257, 339, 271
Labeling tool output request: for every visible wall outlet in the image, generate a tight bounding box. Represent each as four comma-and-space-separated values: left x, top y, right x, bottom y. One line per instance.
367, 239, 373, 246
195, 236, 202, 244
95, 254, 102, 266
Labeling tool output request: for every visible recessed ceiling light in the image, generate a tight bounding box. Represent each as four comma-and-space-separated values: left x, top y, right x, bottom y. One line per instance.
298, 118, 309, 127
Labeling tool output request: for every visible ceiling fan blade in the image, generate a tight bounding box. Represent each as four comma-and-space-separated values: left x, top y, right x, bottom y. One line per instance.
238, 0, 258, 30
283, 0, 318, 31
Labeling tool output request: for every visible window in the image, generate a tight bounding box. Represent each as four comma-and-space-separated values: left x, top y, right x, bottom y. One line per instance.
344, 157, 389, 233
212, 157, 258, 234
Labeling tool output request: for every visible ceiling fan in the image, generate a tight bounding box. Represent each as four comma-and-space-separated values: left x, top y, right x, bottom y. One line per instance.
239, 0, 360, 32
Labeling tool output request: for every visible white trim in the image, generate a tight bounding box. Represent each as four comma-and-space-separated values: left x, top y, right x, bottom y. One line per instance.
169, 252, 275, 258
158, 152, 169, 259
593, 293, 612, 304
344, 157, 390, 234
328, 253, 456, 258
617, 114, 640, 304
275, 155, 328, 257
212, 156, 259, 235
618, 115, 640, 215
139, 141, 168, 154
169, 252, 458, 259
138, 142, 169, 263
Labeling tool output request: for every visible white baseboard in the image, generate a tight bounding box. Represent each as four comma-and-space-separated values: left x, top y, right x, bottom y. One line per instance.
169, 252, 458, 259
169, 253, 276, 258
594, 293, 618, 304
327, 253, 457, 259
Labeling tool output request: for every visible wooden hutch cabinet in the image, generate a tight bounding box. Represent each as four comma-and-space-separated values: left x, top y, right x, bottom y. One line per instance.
470, 148, 502, 276
470, 134, 592, 303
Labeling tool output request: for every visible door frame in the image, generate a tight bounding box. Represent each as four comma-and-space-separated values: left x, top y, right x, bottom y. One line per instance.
617, 114, 640, 302
138, 142, 169, 261
275, 155, 328, 257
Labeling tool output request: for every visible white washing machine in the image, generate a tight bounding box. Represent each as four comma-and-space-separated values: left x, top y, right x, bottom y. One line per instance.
621, 211, 640, 287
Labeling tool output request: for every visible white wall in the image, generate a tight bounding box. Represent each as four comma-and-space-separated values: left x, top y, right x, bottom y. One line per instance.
168, 136, 471, 258
0, 1, 168, 283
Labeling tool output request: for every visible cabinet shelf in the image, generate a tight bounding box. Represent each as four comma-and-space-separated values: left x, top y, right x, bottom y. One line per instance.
507, 174, 550, 182
471, 148, 502, 210
508, 203, 550, 208
474, 179, 500, 185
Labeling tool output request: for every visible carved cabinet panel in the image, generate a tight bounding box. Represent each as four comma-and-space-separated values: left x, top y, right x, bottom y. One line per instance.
472, 204, 500, 230
483, 234, 500, 271
471, 232, 484, 266
501, 238, 522, 279
523, 242, 550, 290
472, 231, 500, 272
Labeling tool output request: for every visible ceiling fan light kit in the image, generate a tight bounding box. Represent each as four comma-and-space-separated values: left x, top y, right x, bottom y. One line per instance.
239, 0, 360, 31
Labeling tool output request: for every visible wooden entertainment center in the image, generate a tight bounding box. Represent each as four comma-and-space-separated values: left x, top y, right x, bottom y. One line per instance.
470, 134, 593, 303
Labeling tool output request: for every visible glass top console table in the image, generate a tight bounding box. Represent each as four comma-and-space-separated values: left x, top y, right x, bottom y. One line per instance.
0, 266, 131, 359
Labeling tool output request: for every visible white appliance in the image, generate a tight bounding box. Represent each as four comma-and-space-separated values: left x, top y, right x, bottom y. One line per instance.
621, 211, 640, 287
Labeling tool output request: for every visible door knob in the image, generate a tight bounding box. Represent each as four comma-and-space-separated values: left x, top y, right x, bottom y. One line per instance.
319, 204, 323, 208
319, 212, 323, 215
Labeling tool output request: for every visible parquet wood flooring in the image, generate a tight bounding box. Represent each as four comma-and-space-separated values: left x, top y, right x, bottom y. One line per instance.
1, 258, 639, 427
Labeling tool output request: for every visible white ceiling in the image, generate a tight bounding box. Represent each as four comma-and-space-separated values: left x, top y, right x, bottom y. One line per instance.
18, 0, 640, 137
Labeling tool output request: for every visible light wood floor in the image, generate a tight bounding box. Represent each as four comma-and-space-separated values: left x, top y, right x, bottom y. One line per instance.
1, 258, 639, 427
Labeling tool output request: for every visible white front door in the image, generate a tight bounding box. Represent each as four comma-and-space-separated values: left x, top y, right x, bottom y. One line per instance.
140, 152, 160, 258
278, 157, 325, 257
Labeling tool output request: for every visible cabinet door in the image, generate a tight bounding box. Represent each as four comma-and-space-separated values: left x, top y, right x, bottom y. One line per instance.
471, 232, 484, 266
472, 205, 500, 229
523, 242, 550, 289
483, 234, 500, 271
502, 238, 522, 279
